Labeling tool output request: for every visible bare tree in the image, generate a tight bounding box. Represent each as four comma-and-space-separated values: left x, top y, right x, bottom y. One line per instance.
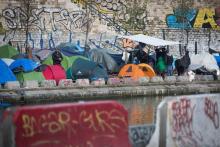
18, 0, 36, 53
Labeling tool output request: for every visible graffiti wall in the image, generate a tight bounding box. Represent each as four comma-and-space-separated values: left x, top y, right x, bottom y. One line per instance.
148, 93, 220, 147
0, 0, 220, 55
1, 101, 131, 147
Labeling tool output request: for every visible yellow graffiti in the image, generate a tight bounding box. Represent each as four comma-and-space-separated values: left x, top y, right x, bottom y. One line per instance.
22, 111, 77, 137
22, 114, 36, 137
21, 109, 127, 138
80, 110, 98, 131
194, 8, 220, 30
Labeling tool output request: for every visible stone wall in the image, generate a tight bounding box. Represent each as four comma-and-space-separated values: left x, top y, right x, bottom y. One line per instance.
0, 0, 220, 57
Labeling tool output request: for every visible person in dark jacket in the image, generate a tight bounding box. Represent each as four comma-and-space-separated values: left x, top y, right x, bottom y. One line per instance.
52, 50, 63, 65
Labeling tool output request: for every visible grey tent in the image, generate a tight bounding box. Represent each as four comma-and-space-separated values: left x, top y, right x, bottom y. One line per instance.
89, 49, 119, 73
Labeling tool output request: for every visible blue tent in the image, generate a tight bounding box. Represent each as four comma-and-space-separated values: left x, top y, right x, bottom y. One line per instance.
0, 59, 17, 84
9, 59, 39, 73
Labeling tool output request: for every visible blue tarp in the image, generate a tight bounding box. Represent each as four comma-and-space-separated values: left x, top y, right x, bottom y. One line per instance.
0, 59, 17, 84
56, 42, 85, 57
9, 59, 39, 73
214, 55, 220, 67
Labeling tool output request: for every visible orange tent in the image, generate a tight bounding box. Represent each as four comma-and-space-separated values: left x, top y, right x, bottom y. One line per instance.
118, 63, 156, 79
118, 64, 144, 79
138, 63, 156, 78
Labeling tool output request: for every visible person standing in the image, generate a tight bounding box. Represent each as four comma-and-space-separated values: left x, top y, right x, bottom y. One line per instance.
166, 54, 174, 76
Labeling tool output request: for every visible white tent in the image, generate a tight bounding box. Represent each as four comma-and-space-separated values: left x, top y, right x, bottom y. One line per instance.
120, 34, 180, 46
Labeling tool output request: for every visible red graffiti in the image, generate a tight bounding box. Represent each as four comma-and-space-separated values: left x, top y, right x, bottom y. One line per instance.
171, 98, 202, 147
204, 97, 219, 129
171, 98, 195, 136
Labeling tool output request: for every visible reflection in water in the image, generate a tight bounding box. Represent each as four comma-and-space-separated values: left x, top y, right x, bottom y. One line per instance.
116, 96, 163, 125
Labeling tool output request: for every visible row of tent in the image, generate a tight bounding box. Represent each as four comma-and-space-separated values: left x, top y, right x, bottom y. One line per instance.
0, 43, 156, 85
1, 43, 220, 85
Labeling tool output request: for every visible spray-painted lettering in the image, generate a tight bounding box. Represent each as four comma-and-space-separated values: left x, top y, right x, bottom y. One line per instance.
204, 97, 219, 129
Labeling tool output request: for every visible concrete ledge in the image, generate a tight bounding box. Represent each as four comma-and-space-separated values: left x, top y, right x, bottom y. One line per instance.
91, 78, 105, 86
164, 76, 176, 83
75, 79, 90, 86
22, 80, 39, 89
58, 79, 75, 87
138, 77, 150, 85
39, 80, 56, 88
4, 81, 20, 89
150, 76, 164, 83
176, 76, 190, 82
122, 77, 139, 85
107, 78, 122, 85
1, 81, 220, 105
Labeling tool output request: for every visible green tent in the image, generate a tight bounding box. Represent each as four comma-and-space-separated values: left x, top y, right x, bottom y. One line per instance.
42, 54, 69, 70
0, 44, 19, 58
15, 71, 45, 83
43, 55, 88, 71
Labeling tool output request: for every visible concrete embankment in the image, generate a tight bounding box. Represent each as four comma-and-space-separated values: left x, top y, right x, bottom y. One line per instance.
1, 75, 220, 105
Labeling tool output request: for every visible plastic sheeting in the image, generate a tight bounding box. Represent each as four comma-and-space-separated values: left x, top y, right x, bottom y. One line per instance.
189, 52, 219, 73
120, 34, 180, 46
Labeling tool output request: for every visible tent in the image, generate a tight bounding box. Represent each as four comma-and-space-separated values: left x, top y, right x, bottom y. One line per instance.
118, 64, 156, 79
66, 56, 89, 79
0, 59, 17, 84
120, 34, 180, 46
42, 54, 69, 70
118, 64, 145, 79
15, 71, 45, 83
70, 58, 108, 81
138, 63, 156, 78
43, 54, 88, 71
32, 49, 53, 61
9, 59, 39, 73
89, 49, 120, 73
0, 44, 19, 58
1, 58, 15, 66
56, 42, 85, 56
42, 65, 66, 84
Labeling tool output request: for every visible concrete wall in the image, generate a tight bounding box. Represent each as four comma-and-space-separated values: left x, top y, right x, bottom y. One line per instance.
0, 0, 220, 57
148, 93, 220, 147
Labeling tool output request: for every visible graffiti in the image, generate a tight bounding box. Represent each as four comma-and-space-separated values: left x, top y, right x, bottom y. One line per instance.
166, 8, 197, 29
129, 125, 155, 147
204, 97, 219, 129
171, 98, 202, 147
166, 7, 220, 30
72, 0, 147, 32
21, 109, 127, 137
2, 7, 91, 32
14, 106, 129, 147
